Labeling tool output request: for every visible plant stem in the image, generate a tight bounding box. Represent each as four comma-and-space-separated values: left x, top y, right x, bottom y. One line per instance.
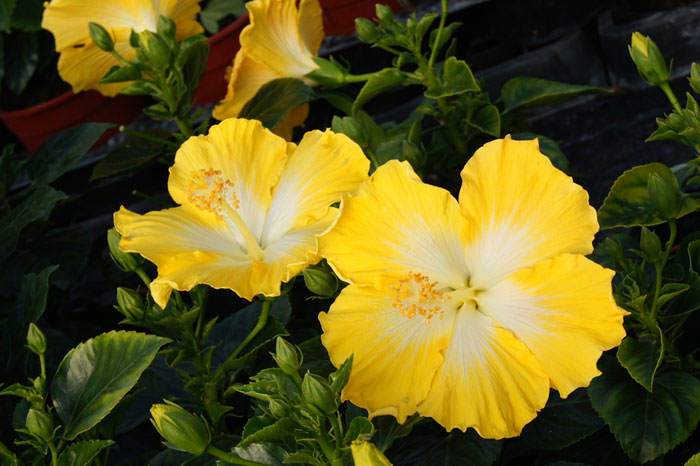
329, 414, 343, 450
650, 219, 677, 322
206, 445, 266, 466
427, 0, 449, 73
214, 299, 273, 379
48, 441, 59, 466
135, 268, 151, 287
175, 117, 193, 138
660, 82, 682, 113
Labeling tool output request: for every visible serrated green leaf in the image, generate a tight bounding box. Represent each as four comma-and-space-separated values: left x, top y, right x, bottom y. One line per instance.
238, 418, 294, 448
239, 78, 315, 130
353, 68, 408, 112
58, 440, 114, 466
616, 333, 663, 392
598, 163, 698, 229
657, 282, 689, 308
501, 77, 606, 113
0, 186, 67, 259
28, 123, 113, 185
230, 443, 286, 466
589, 357, 700, 463
52, 331, 170, 439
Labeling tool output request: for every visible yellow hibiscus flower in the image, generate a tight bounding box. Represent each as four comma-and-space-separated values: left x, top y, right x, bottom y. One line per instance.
319, 137, 627, 439
351, 441, 392, 466
42, 0, 203, 96
114, 118, 369, 308
212, 0, 324, 139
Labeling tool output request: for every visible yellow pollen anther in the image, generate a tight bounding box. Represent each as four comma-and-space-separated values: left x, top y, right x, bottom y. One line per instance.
392, 272, 445, 321
186, 169, 264, 261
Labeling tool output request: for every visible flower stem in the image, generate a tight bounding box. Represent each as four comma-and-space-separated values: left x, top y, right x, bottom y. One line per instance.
206, 445, 266, 466
427, 0, 449, 73
650, 219, 677, 323
660, 82, 682, 113
135, 267, 151, 286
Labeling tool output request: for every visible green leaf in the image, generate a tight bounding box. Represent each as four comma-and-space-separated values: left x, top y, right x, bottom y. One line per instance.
686, 452, 700, 466
353, 68, 409, 112
510, 390, 604, 452
501, 77, 606, 113
200, 0, 246, 33
598, 163, 698, 229
28, 123, 113, 185
391, 430, 500, 466
616, 334, 663, 392
4, 31, 37, 94
239, 418, 294, 448
91, 136, 164, 181
100, 64, 141, 84
425, 57, 479, 99
589, 357, 700, 463
231, 444, 286, 466
657, 282, 689, 308
10, 0, 43, 31
468, 104, 500, 137
0, 185, 67, 259
239, 78, 315, 130
16, 265, 57, 324
0, 0, 15, 32
58, 440, 114, 466
52, 331, 170, 439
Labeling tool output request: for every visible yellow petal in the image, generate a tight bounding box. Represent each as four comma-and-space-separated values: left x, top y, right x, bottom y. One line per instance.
320, 160, 470, 290
240, 0, 320, 78
320, 284, 454, 423
212, 51, 281, 121
459, 137, 598, 289
262, 129, 369, 246
417, 310, 550, 438
42, 0, 202, 94
479, 254, 627, 397
168, 118, 288, 239
351, 441, 392, 466
298, 0, 324, 56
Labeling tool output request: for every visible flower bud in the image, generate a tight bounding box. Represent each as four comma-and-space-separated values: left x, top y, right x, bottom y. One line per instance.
150, 401, 210, 455
89, 22, 114, 52
26, 409, 54, 444
329, 356, 352, 393
629, 32, 669, 86
302, 262, 338, 297
355, 18, 380, 43
138, 30, 172, 70
301, 372, 337, 416
351, 440, 392, 466
26, 323, 47, 356
375, 4, 394, 24
108, 228, 143, 273
640, 227, 662, 263
116, 287, 145, 320
157, 15, 177, 42
273, 337, 301, 376
647, 172, 682, 220
690, 63, 700, 94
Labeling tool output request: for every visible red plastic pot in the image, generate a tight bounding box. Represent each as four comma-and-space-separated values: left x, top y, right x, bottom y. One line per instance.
320, 0, 402, 36
0, 91, 146, 153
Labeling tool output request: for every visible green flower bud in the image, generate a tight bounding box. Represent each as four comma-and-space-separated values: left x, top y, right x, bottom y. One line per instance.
26, 323, 47, 356
647, 172, 682, 220
138, 30, 172, 70
116, 287, 144, 320
25, 409, 54, 444
108, 228, 143, 273
150, 401, 210, 455
273, 337, 301, 376
355, 18, 380, 43
375, 4, 394, 24
301, 373, 337, 416
690, 63, 700, 94
302, 262, 338, 297
329, 356, 353, 393
89, 22, 114, 52
640, 227, 663, 263
629, 32, 669, 86
157, 15, 177, 42
351, 440, 392, 466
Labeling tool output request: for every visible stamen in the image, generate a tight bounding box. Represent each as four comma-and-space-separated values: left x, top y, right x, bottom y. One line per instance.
392, 272, 446, 322
186, 169, 264, 261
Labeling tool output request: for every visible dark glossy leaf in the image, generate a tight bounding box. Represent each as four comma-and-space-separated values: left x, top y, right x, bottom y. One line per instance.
425, 57, 479, 99
10, 0, 42, 31
510, 390, 603, 452
28, 123, 113, 185
240, 78, 315, 130
391, 430, 500, 466
4, 31, 37, 94
52, 331, 170, 439
467, 104, 500, 137
353, 68, 408, 112
16, 265, 57, 324
91, 137, 164, 181
501, 77, 606, 113
0, 185, 67, 259
616, 334, 663, 392
589, 357, 700, 463
598, 163, 698, 229
57, 440, 113, 466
